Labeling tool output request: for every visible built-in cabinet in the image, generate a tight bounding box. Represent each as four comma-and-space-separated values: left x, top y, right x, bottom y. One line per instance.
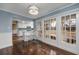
61, 14, 76, 44
44, 18, 56, 40
35, 9, 79, 54
34, 20, 43, 39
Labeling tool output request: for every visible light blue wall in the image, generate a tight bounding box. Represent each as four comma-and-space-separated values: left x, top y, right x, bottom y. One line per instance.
0, 10, 33, 33
33, 20, 36, 30
0, 11, 12, 33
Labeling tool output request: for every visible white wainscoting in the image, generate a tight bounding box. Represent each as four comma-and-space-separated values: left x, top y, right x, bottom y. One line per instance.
0, 32, 12, 49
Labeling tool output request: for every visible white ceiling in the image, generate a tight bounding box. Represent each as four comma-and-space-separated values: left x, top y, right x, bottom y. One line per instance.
0, 3, 72, 19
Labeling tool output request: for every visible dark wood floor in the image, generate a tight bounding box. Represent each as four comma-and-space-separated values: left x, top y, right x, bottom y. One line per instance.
0, 39, 76, 55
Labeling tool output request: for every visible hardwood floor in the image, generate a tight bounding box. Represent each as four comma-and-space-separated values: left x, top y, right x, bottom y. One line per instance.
0, 39, 76, 55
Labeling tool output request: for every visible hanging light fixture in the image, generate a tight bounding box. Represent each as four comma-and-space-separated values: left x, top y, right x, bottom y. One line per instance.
29, 5, 39, 15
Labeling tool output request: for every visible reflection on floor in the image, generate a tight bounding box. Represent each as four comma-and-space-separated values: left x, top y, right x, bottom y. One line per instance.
0, 39, 76, 55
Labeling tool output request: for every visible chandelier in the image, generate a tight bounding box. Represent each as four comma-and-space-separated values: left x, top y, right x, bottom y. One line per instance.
29, 5, 39, 15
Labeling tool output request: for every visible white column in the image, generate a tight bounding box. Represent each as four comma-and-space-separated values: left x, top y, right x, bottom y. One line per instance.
56, 16, 62, 48
76, 9, 79, 54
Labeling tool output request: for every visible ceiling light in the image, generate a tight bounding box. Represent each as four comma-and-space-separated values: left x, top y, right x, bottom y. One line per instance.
29, 5, 39, 15
29, 5, 38, 10
29, 9, 39, 15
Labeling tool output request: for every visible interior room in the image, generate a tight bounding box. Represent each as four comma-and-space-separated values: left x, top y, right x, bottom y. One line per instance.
0, 3, 79, 55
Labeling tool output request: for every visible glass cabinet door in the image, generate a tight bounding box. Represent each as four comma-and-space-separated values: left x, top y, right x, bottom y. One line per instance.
70, 14, 76, 44
61, 14, 76, 44
44, 20, 50, 38
38, 21, 42, 37
50, 18, 56, 40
